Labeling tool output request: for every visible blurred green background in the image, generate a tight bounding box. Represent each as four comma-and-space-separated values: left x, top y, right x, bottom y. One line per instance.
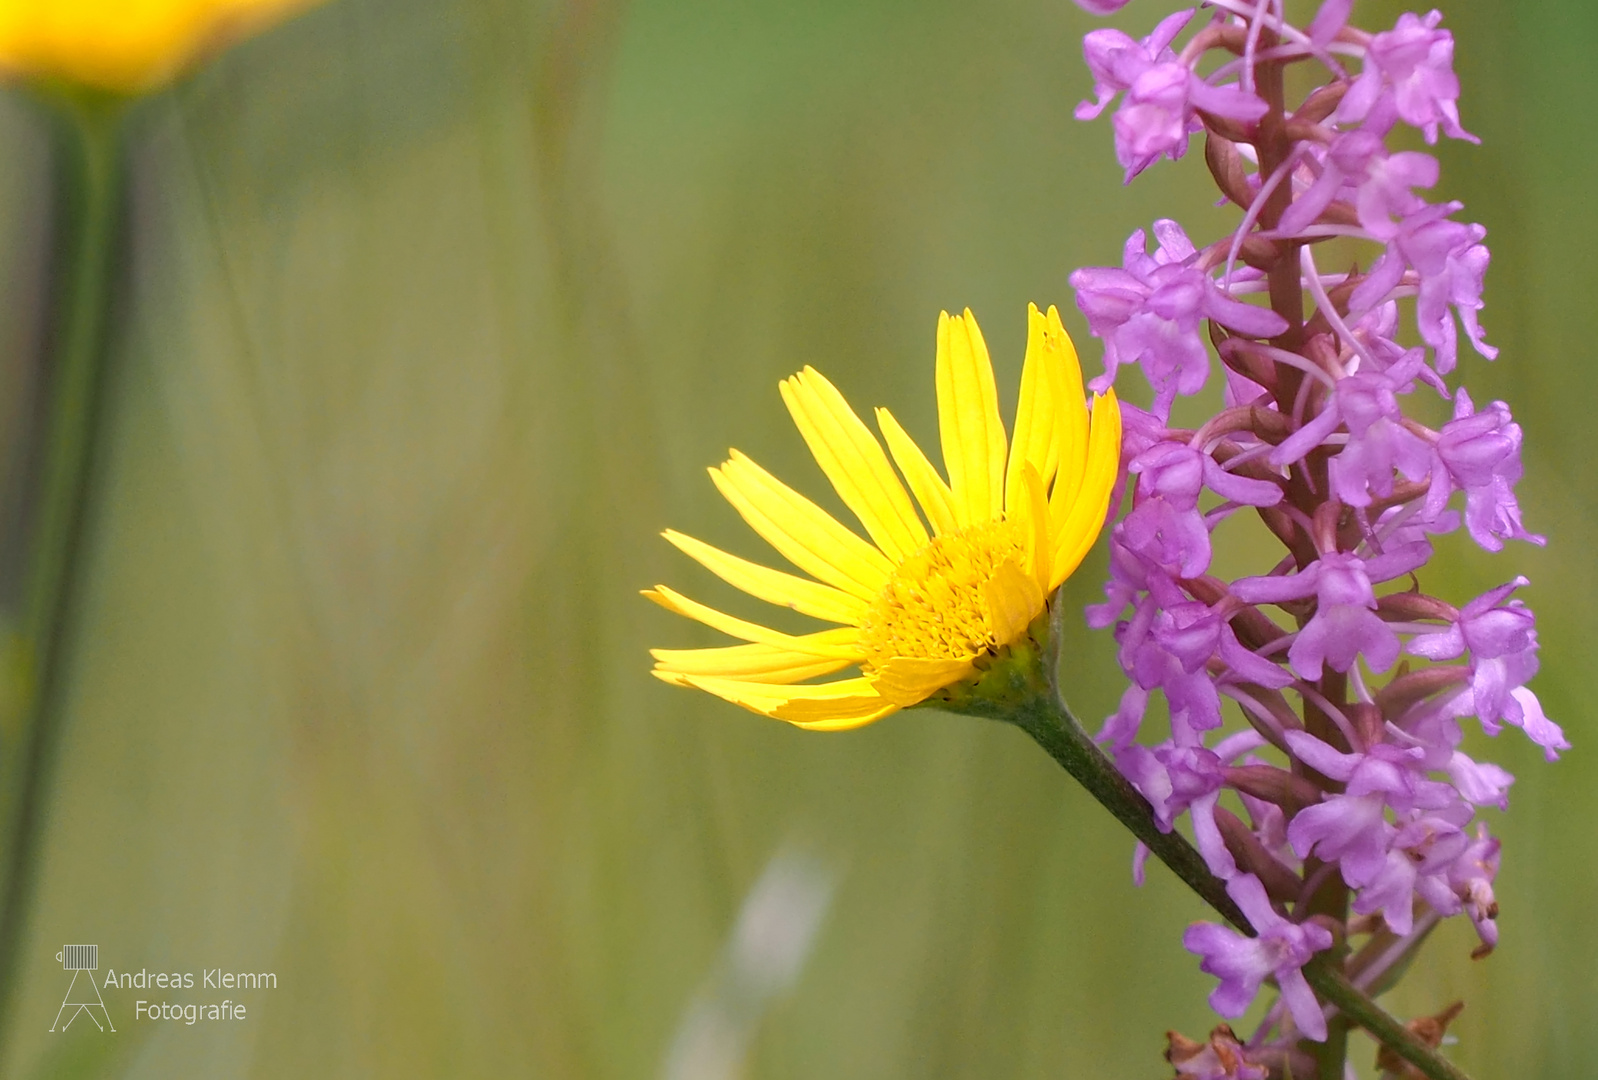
0, 0, 1591, 1075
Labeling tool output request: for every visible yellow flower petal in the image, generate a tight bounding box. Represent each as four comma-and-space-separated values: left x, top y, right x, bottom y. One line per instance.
1005, 303, 1060, 513
681, 673, 897, 729
936, 309, 1007, 528
1016, 461, 1053, 595
868, 656, 976, 706
1050, 389, 1122, 588
1045, 305, 1091, 518
662, 529, 865, 626
711, 452, 894, 600
651, 631, 860, 684
643, 586, 861, 658
780, 367, 928, 563
774, 686, 899, 728
783, 707, 900, 731
875, 406, 957, 537
982, 558, 1044, 650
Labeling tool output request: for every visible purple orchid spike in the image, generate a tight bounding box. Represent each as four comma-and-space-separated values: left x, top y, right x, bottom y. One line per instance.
1067, 0, 1556, 1062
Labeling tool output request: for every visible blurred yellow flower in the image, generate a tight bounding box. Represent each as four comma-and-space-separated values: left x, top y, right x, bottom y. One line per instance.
647, 304, 1122, 730
0, 0, 319, 93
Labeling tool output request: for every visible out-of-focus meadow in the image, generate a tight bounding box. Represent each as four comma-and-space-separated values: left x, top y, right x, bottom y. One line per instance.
0, 0, 1592, 1076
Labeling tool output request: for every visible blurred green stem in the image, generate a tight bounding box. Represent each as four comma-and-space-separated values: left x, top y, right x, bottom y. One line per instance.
938, 602, 1473, 1080
0, 93, 124, 1052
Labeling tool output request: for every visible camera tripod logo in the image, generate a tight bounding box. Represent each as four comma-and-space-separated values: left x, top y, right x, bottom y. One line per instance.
50, 945, 115, 1033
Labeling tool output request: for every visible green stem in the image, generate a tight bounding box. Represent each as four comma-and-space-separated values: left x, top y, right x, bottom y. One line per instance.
1315, 1015, 1351, 1080
0, 92, 125, 1054
964, 682, 1253, 934
939, 621, 1474, 1080
1304, 959, 1474, 1080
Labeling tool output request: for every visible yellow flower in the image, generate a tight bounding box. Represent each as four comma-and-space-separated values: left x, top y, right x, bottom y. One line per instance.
647, 304, 1123, 731
0, 0, 319, 94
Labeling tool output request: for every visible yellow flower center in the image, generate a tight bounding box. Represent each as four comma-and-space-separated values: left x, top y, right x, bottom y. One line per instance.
858, 519, 1031, 669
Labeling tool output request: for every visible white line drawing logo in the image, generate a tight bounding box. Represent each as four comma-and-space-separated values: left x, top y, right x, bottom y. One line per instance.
51, 945, 115, 1032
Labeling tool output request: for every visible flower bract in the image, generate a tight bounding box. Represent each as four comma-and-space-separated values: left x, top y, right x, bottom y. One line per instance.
647, 305, 1122, 730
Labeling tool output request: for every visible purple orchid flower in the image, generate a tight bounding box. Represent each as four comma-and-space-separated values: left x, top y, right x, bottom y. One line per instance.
1428, 390, 1543, 550
1279, 131, 1439, 239
1350, 206, 1495, 374
1184, 874, 1332, 1041
1076, 12, 1268, 180
1231, 545, 1429, 679
1119, 730, 1267, 879
1267, 349, 1434, 506
1071, 221, 1287, 416
1337, 10, 1476, 145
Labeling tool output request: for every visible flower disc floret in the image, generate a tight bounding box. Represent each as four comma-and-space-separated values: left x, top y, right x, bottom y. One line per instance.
858, 519, 1031, 668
